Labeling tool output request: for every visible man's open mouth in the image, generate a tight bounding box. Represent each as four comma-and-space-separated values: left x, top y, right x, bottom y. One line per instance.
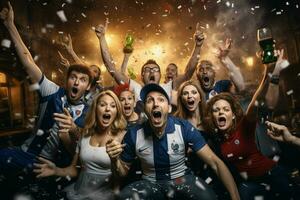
149, 75, 155, 81
152, 110, 162, 121
70, 87, 79, 98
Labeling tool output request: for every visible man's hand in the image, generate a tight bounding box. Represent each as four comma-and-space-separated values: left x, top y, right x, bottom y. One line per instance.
53, 108, 77, 134
265, 121, 294, 143
106, 138, 126, 160
95, 18, 109, 39
60, 34, 74, 53
0, 2, 14, 27
33, 157, 57, 178
216, 38, 232, 59
194, 23, 205, 47
273, 49, 288, 74
58, 51, 70, 68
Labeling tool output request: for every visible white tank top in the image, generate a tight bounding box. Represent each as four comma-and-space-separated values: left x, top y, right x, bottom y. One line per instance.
77, 136, 112, 175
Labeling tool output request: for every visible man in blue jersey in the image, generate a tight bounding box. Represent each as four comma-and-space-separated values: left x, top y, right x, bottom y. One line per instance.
106, 84, 240, 200
0, 2, 92, 177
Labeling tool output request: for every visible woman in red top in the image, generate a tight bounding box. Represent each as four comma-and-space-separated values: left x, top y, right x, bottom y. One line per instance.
205, 90, 291, 199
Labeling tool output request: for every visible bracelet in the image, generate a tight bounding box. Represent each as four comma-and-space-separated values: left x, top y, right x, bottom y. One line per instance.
270, 75, 280, 85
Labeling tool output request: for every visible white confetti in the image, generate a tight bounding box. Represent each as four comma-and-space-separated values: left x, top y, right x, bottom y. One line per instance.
272, 155, 280, 162
29, 83, 40, 91
81, 13, 87, 18
227, 153, 233, 158
286, 2, 289, 6
1, 39, 11, 48
41, 27, 47, 33
276, 11, 282, 15
205, 177, 212, 184
216, 0, 221, 4
14, 113, 21, 117
195, 179, 206, 190
46, 24, 55, 28
66, 175, 71, 181
146, 24, 151, 28
286, 90, 293, 95
33, 55, 39, 61
65, 0, 72, 3
57, 10, 68, 22
225, 1, 231, 7
177, 5, 182, 9
254, 196, 264, 200
240, 172, 248, 180
36, 129, 44, 136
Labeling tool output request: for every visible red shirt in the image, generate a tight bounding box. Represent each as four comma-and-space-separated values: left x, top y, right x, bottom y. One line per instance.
220, 117, 276, 178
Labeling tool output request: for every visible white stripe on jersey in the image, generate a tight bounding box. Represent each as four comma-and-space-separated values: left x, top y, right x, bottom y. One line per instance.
135, 128, 155, 180
167, 124, 187, 179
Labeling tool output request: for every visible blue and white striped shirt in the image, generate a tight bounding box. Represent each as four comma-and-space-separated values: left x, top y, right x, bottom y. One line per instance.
121, 116, 206, 181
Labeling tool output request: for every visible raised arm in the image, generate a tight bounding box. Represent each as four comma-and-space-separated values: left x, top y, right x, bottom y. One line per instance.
245, 63, 268, 121
173, 23, 204, 89
61, 34, 85, 65
0, 2, 42, 83
120, 52, 132, 76
95, 19, 129, 85
265, 49, 289, 109
33, 154, 79, 178
217, 38, 245, 92
197, 145, 240, 200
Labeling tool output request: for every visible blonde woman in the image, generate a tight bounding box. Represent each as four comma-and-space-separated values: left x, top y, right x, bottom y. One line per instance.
34, 90, 127, 200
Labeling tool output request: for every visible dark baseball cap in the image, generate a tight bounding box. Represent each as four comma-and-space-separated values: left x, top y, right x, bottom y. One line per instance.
140, 83, 170, 104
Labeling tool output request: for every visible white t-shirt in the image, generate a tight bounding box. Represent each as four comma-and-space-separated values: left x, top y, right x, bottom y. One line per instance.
129, 79, 173, 102
77, 136, 112, 175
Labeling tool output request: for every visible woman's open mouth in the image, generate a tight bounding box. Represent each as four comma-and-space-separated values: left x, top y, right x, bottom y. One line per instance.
124, 106, 131, 114
102, 113, 111, 124
217, 116, 227, 127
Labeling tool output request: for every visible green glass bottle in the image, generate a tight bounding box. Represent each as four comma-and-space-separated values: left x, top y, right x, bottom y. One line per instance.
123, 34, 134, 53
257, 28, 277, 64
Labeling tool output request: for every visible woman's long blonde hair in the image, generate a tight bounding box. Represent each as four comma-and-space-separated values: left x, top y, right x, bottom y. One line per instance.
83, 90, 127, 136
174, 80, 206, 121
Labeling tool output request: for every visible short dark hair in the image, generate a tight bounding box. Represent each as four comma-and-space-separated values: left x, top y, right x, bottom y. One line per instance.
67, 64, 93, 84
141, 59, 160, 74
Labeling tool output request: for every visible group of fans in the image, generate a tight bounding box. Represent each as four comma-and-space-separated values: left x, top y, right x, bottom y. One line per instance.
0, 2, 299, 200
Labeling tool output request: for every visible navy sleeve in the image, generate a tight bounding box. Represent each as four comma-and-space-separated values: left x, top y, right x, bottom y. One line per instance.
182, 121, 206, 152
120, 129, 136, 163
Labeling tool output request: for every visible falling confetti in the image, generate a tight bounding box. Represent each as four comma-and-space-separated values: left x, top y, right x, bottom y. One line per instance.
286, 90, 293, 95
273, 155, 280, 162
205, 177, 212, 184
56, 10, 68, 22
1, 39, 11, 48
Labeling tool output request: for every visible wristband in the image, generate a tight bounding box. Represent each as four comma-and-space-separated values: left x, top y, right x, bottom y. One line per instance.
270, 75, 280, 85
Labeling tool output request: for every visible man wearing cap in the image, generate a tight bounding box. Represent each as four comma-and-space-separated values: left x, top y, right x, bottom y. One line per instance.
106, 84, 240, 200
